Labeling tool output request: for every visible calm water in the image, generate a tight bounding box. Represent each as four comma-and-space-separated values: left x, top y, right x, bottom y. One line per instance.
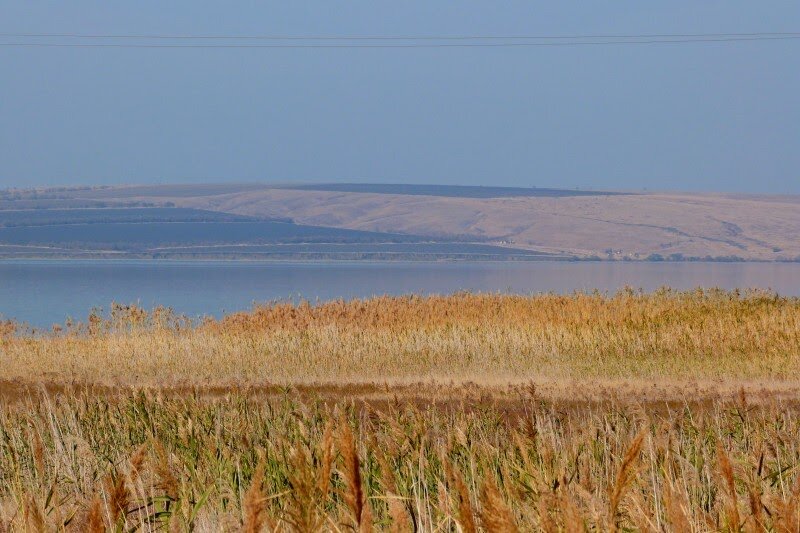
1, 260, 799, 327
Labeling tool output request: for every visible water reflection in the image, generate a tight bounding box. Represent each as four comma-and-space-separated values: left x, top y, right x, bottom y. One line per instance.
1, 260, 798, 326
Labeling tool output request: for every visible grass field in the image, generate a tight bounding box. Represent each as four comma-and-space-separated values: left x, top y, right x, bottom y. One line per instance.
4, 289, 799, 389
1, 290, 799, 531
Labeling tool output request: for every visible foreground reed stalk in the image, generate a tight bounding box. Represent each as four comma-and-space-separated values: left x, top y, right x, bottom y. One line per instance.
0, 392, 799, 531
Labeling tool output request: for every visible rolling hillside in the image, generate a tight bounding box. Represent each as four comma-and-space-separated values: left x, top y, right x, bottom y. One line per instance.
2, 183, 800, 260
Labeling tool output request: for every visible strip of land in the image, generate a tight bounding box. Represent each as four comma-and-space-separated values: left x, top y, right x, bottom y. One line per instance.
3, 183, 800, 260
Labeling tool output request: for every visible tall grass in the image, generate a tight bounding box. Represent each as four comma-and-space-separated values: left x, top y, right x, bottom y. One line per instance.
1, 289, 799, 389
0, 392, 799, 531
2, 289, 800, 530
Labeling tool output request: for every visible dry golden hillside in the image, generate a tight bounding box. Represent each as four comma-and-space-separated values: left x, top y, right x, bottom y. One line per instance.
96, 185, 800, 260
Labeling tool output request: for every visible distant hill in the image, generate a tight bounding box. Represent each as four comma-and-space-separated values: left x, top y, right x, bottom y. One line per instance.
2, 183, 799, 261
0, 196, 557, 260
279, 183, 624, 198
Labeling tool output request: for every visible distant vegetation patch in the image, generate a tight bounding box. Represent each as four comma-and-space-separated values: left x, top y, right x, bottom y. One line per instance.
147, 242, 563, 260
0, 208, 260, 227
280, 183, 627, 198
153, 242, 549, 255
0, 220, 427, 250
73, 183, 273, 198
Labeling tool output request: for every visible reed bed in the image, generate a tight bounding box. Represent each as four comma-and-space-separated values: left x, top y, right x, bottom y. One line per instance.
1, 391, 799, 531
2, 289, 800, 531
1, 289, 799, 389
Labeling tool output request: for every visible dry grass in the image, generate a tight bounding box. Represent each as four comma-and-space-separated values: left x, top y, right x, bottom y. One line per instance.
2, 289, 799, 392
0, 391, 799, 531
2, 289, 800, 531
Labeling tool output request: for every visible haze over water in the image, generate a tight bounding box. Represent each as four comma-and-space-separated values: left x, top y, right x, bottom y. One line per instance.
2, 260, 799, 327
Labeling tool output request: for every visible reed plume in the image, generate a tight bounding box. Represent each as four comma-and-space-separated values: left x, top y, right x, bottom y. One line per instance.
338, 421, 372, 532
316, 420, 334, 501
774, 474, 800, 533
378, 449, 411, 533
153, 441, 179, 501
717, 442, 741, 531
105, 469, 131, 526
242, 461, 267, 533
83, 496, 105, 533
662, 479, 690, 532
479, 477, 518, 533
129, 443, 147, 482
23, 495, 44, 533
558, 492, 587, 533
608, 429, 646, 532
30, 431, 44, 481
447, 462, 477, 533
747, 483, 766, 533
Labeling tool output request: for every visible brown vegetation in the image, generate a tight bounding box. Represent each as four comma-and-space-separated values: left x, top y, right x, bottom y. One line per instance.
2, 290, 799, 392
1, 290, 800, 530
0, 390, 799, 531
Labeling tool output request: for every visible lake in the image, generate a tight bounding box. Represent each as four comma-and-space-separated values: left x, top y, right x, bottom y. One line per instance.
2, 260, 799, 327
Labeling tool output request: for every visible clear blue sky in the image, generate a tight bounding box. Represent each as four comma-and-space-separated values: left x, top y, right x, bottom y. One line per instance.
1, 1, 798, 192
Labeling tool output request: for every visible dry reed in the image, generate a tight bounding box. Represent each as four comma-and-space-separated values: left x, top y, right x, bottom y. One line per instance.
1, 290, 800, 531
0, 391, 797, 531
1, 290, 798, 390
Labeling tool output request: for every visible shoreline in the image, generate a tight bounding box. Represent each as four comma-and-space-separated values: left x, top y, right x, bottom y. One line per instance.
1, 254, 795, 263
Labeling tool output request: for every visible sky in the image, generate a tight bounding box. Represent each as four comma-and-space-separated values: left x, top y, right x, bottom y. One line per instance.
0, 2, 798, 193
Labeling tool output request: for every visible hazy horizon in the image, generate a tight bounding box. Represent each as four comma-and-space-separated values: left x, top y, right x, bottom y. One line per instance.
4, 180, 800, 197
2, 1, 799, 193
